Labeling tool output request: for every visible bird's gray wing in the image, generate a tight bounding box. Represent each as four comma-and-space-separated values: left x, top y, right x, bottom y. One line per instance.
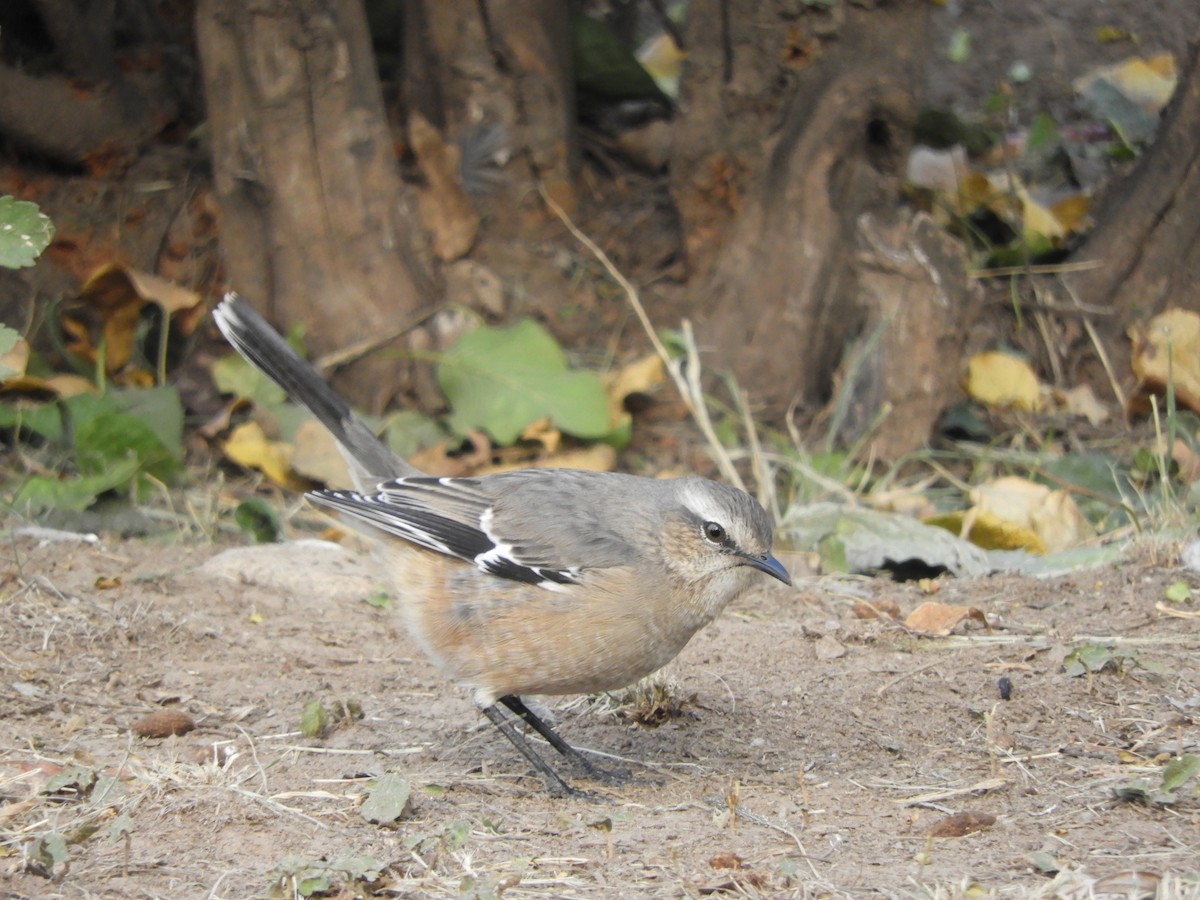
309, 471, 644, 589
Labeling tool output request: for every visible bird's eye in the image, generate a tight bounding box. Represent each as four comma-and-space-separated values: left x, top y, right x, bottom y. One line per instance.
703, 521, 727, 543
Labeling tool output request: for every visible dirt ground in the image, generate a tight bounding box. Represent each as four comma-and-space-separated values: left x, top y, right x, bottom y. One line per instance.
2, 522, 1198, 899
4, 4, 1200, 899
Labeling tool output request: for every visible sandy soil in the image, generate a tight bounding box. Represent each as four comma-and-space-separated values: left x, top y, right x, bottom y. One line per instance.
2, 525, 1197, 899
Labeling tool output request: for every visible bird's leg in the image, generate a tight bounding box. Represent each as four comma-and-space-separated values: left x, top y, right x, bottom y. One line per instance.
480, 703, 583, 798
498, 695, 625, 784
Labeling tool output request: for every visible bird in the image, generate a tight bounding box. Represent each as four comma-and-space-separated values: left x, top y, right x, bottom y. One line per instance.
212, 292, 791, 796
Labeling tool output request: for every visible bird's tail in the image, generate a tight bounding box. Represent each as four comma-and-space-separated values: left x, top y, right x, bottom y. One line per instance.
212, 292, 417, 483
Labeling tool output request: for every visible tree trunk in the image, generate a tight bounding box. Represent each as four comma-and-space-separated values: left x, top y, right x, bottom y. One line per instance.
403, 0, 577, 214
196, 0, 430, 412
1060, 31, 1200, 399
670, 0, 971, 455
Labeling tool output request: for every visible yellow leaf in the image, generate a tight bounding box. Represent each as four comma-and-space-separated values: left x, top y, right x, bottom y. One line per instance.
222, 421, 302, 489
965, 351, 1041, 411
969, 476, 1094, 554
1074, 54, 1177, 115
1049, 193, 1091, 234
479, 443, 617, 475
947, 508, 1046, 554
520, 418, 562, 454
603, 353, 665, 426
1016, 186, 1065, 240
291, 418, 354, 489
1129, 308, 1200, 414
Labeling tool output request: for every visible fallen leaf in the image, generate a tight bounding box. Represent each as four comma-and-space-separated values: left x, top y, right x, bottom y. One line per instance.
708, 852, 744, 870
63, 264, 203, 375
132, 709, 196, 738
603, 353, 665, 423
520, 418, 562, 454
1129, 308, 1200, 414
1172, 439, 1200, 484
411, 112, 479, 261
359, 772, 411, 825
1058, 383, 1109, 425
965, 351, 1041, 411
1074, 54, 1178, 114
222, 421, 304, 490
968, 476, 1094, 553
905, 601, 988, 635
926, 811, 996, 837
851, 599, 902, 620
291, 418, 353, 489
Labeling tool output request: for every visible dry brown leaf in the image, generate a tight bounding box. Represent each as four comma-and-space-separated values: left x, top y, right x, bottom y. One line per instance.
1172, 438, 1200, 484
926, 811, 996, 837
291, 418, 354, 489
1058, 383, 1109, 425
905, 601, 988, 635
708, 852, 744, 870
411, 112, 479, 261
603, 353, 665, 407
63, 264, 202, 374
0, 336, 30, 378
852, 599, 902, 620
1074, 54, 1178, 114
132, 709, 196, 739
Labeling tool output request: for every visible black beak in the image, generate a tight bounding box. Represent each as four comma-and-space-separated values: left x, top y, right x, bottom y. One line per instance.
742, 552, 792, 586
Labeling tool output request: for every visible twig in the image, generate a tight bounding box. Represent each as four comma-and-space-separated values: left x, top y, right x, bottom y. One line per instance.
538, 182, 744, 489
313, 302, 446, 372
1060, 280, 1126, 410
972, 259, 1103, 279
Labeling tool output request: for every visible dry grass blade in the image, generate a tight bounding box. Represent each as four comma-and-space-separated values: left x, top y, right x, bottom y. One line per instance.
537, 182, 745, 491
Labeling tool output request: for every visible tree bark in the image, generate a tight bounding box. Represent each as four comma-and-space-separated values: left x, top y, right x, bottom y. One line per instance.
1060, 31, 1200, 396
196, 0, 430, 412
672, 0, 936, 433
403, 0, 577, 213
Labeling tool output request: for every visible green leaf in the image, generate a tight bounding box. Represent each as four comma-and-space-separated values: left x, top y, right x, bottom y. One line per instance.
0, 195, 55, 268
1063, 643, 1118, 677
362, 589, 393, 610
111, 386, 184, 463
14, 458, 140, 512
234, 498, 282, 543
211, 352, 288, 408
947, 29, 971, 64
0, 324, 19, 378
28, 832, 70, 873
0, 399, 67, 444
1163, 581, 1193, 604
360, 772, 411, 824
1025, 112, 1060, 155
438, 319, 611, 445
42, 764, 96, 796
108, 813, 134, 843
296, 873, 332, 897
378, 409, 446, 460
1161, 754, 1200, 792
299, 699, 328, 738
74, 410, 178, 482
573, 13, 669, 104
